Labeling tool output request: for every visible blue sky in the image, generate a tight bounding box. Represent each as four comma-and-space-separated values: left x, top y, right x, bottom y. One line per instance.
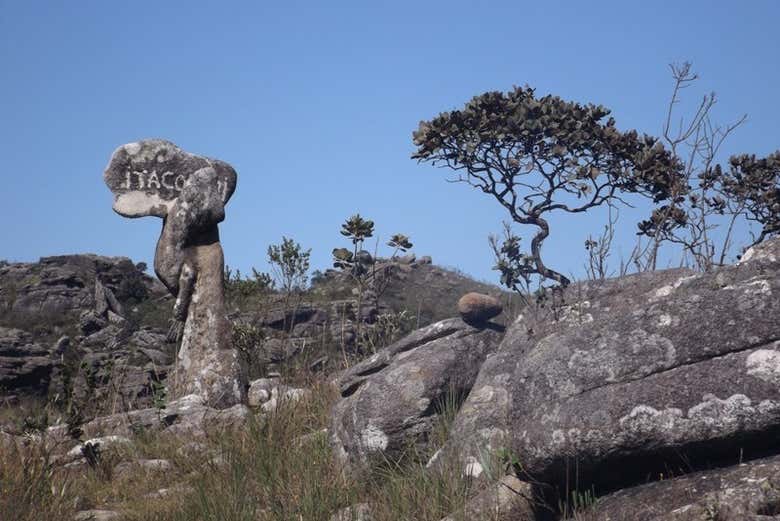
1, 1, 778, 284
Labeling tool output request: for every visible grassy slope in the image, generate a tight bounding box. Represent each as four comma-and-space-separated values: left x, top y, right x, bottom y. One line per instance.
0, 260, 524, 520
1, 378, 507, 521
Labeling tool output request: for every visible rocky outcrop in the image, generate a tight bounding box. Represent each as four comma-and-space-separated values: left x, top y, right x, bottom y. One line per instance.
0, 327, 52, 394
0, 329, 172, 417
330, 317, 504, 466
48, 393, 251, 441
443, 237, 780, 495
570, 454, 780, 521
0, 254, 158, 316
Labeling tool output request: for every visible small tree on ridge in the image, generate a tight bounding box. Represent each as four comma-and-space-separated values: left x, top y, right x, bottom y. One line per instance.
412, 85, 684, 288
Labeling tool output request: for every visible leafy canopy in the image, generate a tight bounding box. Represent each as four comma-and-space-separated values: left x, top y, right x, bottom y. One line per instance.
333, 214, 375, 274
709, 152, 780, 246
340, 214, 375, 244
412, 86, 683, 287
388, 233, 413, 252
267, 236, 311, 292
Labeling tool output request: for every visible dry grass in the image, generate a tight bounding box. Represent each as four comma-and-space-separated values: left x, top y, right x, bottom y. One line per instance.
1, 436, 74, 521
1, 378, 494, 521
0, 260, 524, 520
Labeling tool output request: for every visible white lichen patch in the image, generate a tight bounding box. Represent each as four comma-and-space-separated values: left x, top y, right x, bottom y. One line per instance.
740, 476, 768, 484
167, 394, 204, 413
658, 314, 673, 327
724, 278, 772, 295
476, 427, 508, 448
567, 329, 676, 385
746, 348, 780, 385
386, 363, 427, 401
739, 244, 778, 264
558, 301, 594, 324
619, 404, 684, 434
467, 385, 496, 404
123, 142, 141, 155
360, 424, 389, 451
618, 394, 780, 446
178, 333, 193, 370
574, 312, 594, 323
464, 456, 484, 478
650, 274, 699, 301
431, 320, 451, 333
459, 382, 511, 417
425, 448, 442, 468
113, 191, 174, 217
568, 348, 617, 382
688, 394, 753, 423
750, 279, 772, 295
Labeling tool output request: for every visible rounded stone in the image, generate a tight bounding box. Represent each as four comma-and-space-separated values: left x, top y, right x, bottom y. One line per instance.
457, 292, 503, 324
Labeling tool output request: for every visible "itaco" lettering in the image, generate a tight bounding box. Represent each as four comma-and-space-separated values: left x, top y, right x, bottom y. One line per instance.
124, 169, 229, 200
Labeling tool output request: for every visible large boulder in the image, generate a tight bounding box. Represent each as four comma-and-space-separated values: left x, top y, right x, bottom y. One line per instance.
570, 454, 780, 521
444, 237, 780, 494
330, 317, 504, 466
457, 292, 503, 325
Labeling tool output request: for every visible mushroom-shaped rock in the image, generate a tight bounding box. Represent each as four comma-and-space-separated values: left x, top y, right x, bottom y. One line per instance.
457, 292, 502, 324
104, 139, 236, 219
104, 140, 245, 408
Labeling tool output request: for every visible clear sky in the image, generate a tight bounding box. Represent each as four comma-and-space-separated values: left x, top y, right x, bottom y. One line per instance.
2, 1, 778, 284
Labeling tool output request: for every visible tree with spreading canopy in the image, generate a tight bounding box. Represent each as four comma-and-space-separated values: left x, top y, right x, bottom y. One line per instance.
412, 85, 684, 288
705, 152, 780, 248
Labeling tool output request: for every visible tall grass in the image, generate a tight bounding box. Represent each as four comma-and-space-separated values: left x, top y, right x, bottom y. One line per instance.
0, 437, 73, 521
2, 378, 492, 521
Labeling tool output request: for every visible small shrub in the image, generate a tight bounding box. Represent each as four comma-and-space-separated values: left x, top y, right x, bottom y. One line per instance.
267, 236, 311, 294
360, 310, 414, 354
224, 265, 274, 309
232, 322, 267, 380
0, 440, 74, 521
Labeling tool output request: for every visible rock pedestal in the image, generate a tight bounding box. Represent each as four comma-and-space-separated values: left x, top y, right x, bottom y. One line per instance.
104, 139, 245, 408
173, 239, 244, 407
